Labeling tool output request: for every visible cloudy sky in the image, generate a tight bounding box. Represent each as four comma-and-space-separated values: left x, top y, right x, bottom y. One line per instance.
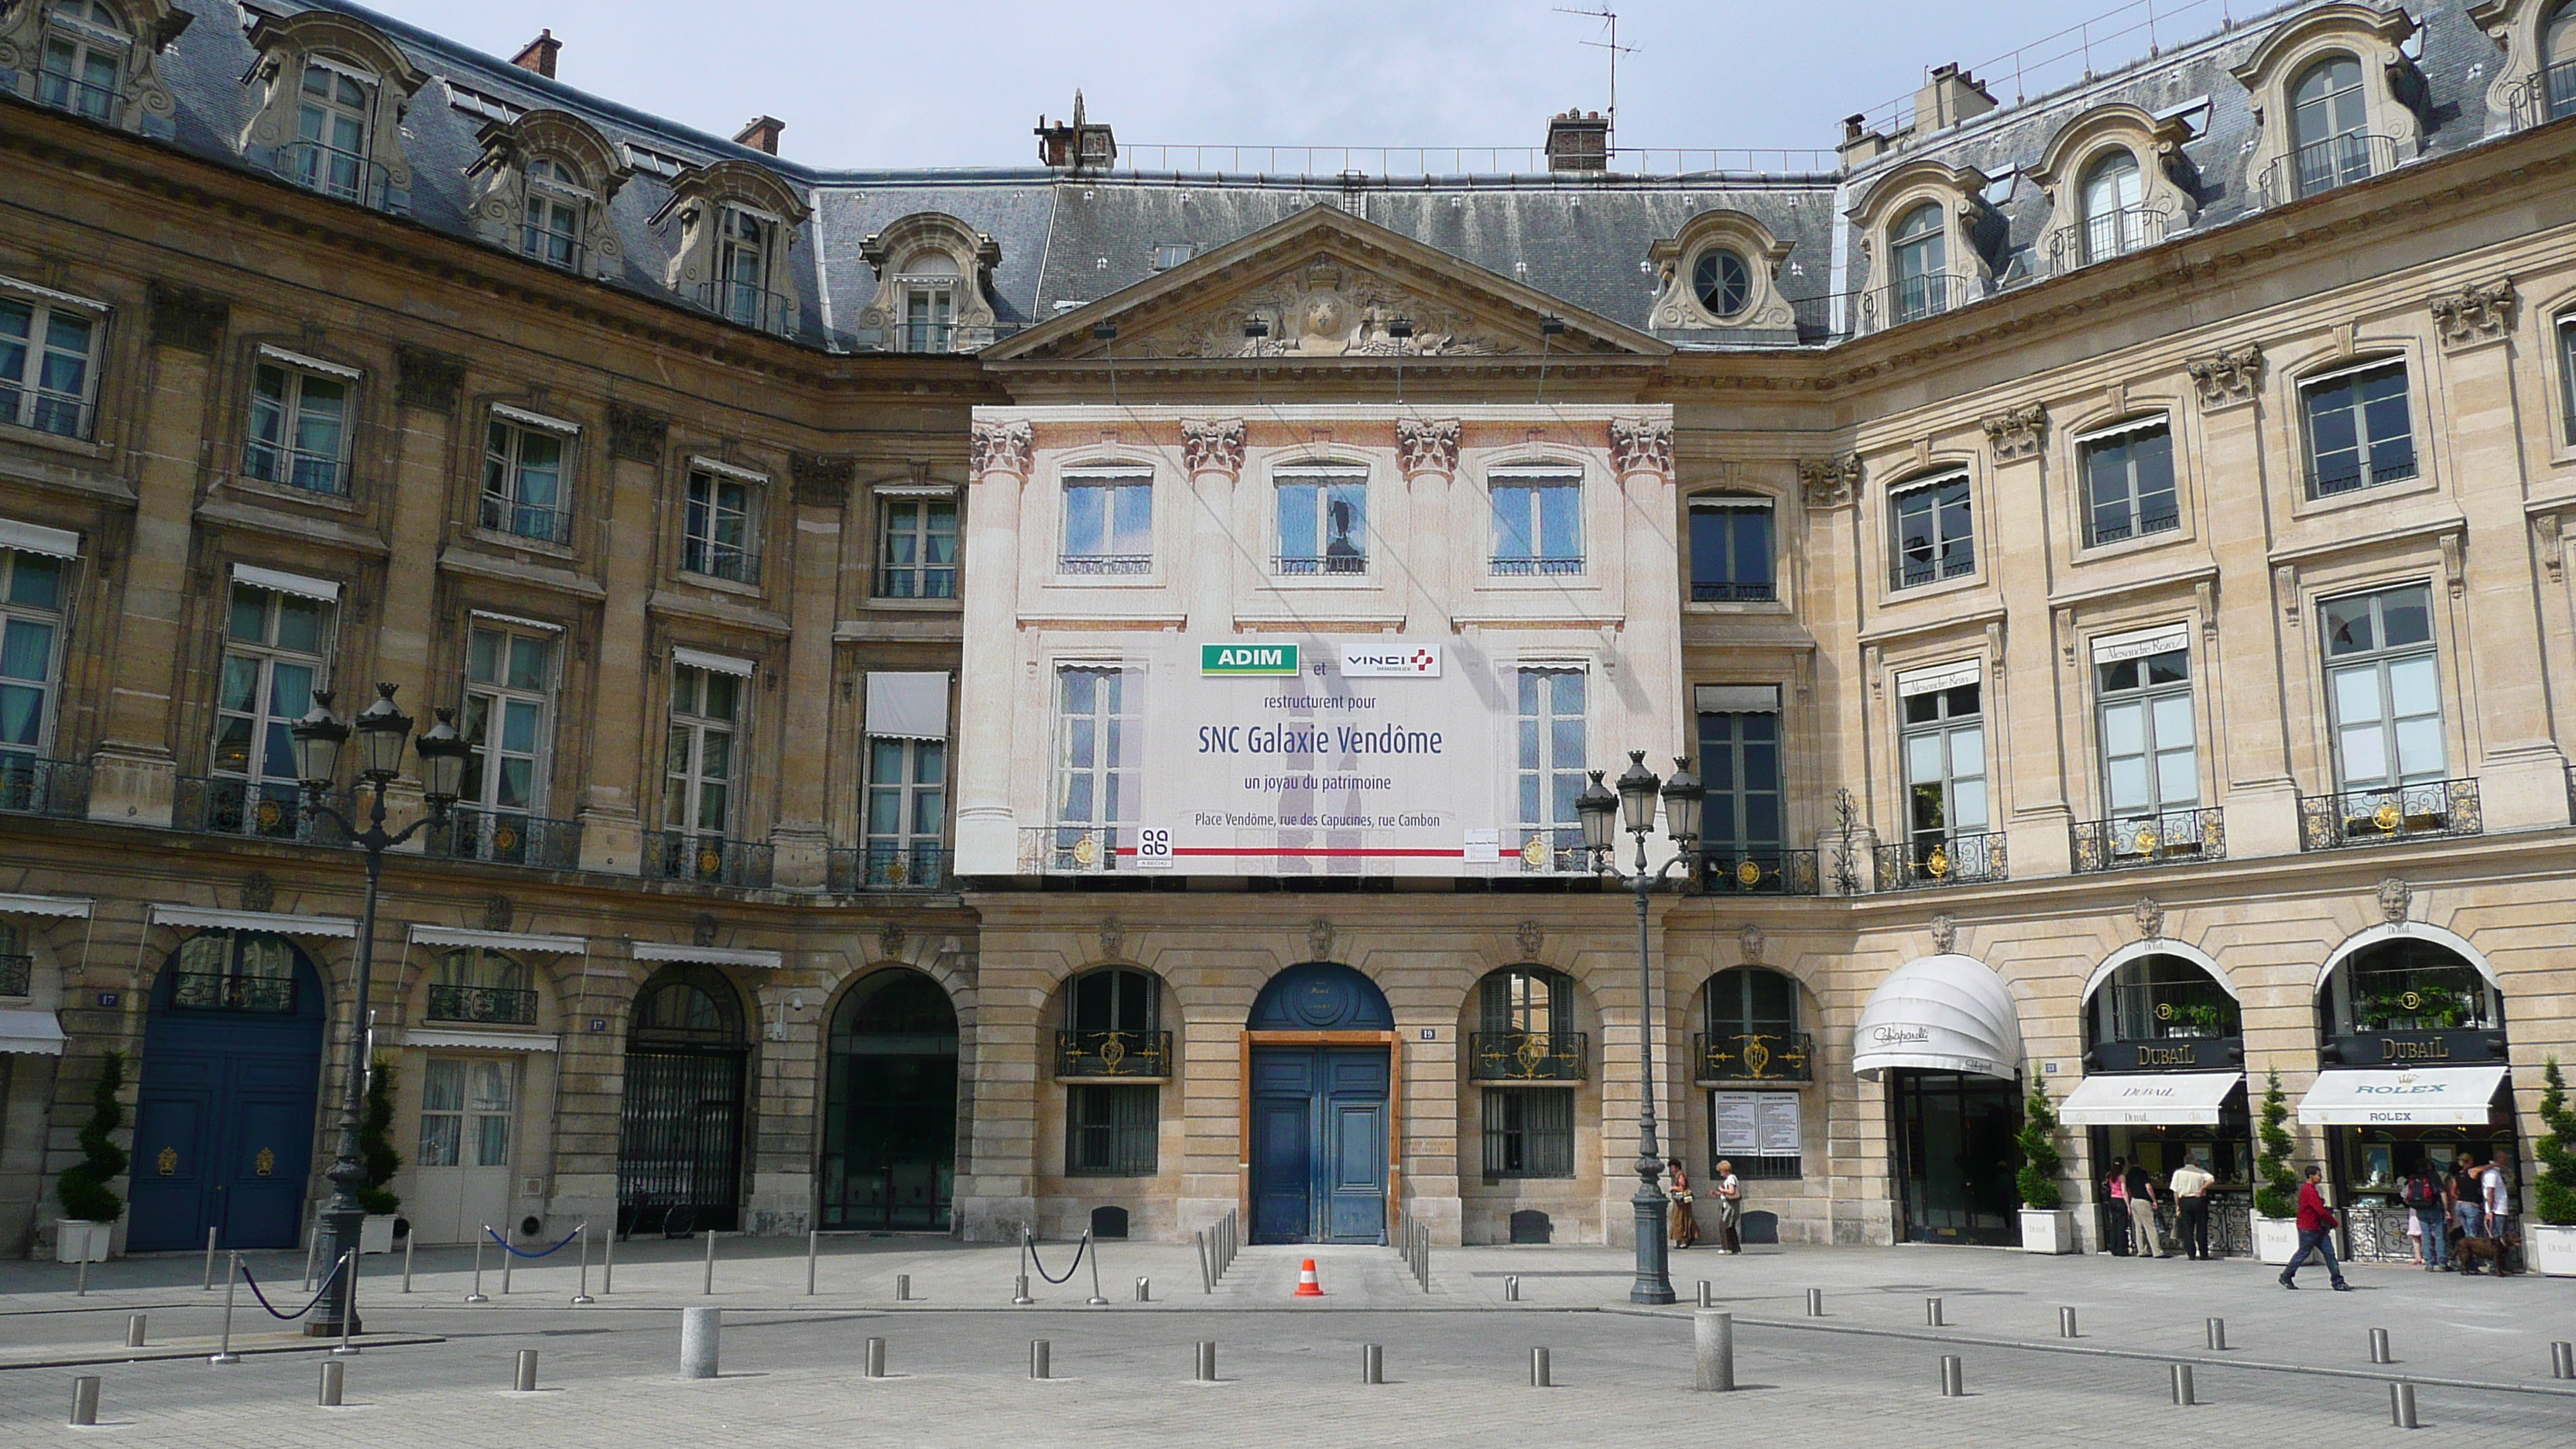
358, 0, 2249, 169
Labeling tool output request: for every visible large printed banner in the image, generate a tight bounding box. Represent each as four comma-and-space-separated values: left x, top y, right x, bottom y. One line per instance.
1084, 636, 1550, 876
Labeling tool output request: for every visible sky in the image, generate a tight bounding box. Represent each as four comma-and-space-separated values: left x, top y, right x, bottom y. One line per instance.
353, 0, 2269, 170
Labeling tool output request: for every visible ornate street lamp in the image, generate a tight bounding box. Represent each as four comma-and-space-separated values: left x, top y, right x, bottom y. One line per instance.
1577, 749, 1704, 1306
289, 683, 468, 1336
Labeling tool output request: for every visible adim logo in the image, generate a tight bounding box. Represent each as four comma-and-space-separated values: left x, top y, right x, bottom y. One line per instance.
1201, 643, 1300, 676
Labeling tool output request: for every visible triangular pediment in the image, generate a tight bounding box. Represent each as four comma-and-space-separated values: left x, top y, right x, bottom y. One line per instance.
987, 205, 1667, 365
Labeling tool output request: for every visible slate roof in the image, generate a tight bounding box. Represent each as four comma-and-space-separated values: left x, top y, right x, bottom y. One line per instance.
16, 0, 2523, 354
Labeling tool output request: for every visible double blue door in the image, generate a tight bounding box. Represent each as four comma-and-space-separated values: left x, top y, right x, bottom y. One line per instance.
1250, 1046, 1388, 1244
127, 1015, 323, 1252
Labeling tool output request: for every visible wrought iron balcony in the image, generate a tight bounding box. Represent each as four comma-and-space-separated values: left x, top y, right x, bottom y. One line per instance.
2046, 204, 2172, 272
2309, 444, 2417, 498
516, 231, 590, 274
1694, 1030, 1814, 1084
1020, 825, 1129, 873
170, 970, 293, 1013
1859, 272, 1980, 331
2, 377, 94, 438
33, 70, 119, 123
1695, 848, 1821, 896
173, 776, 345, 844
1873, 831, 2007, 890
1057, 553, 1152, 576
1512, 827, 1590, 874
1275, 553, 1368, 576
2504, 58, 2576, 129
0, 754, 90, 818
1468, 1029, 1588, 1082
1490, 555, 1584, 577
2071, 807, 2225, 872
693, 281, 803, 338
646, 831, 774, 888
269, 142, 406, 214
1054, 1029, 1173, 1078
2297, 779, 2481, 851
480, 492, 575, 546
426, 807, 582, 871
1690, 578, 1777, 602
827, 843, 953, 892
2256, 132, 2400, 208
425, 983, 540, 1026
0, 954, 29, 997
1893, 546, 1977, 589
242, 438, 348, 496
2084, 505, 2180, 546
681, 538, 760, 585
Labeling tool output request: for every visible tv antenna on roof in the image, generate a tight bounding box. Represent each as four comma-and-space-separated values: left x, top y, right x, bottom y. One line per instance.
1555, 5, 1638, 151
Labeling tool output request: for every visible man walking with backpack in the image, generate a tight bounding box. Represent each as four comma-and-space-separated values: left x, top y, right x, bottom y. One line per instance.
2404, 1163, 2448, 1273
2280, 1165, 2352, 1291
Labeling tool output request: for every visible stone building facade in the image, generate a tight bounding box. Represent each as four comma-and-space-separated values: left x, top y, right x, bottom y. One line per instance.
0, 0, 2571, 1260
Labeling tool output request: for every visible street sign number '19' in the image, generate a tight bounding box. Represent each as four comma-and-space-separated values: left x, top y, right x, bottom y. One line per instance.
1201, 643, 1299, 675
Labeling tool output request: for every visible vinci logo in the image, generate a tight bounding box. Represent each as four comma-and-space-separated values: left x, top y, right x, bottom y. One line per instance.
1341, 644, 1442, 677
1201, 643, 1299, 676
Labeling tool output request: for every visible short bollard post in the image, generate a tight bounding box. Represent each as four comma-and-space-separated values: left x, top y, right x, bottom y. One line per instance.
1012, 1273, 1032, 1306
2369, 1327, 2393, 1365
1530, 1347, 1551, 1388
1136, 1276, 1151, 1303
211, 1252, 242, 1365
75, 1256, 87, 1297
1504, 1275, 1519, 1303
124, 1314, 146, 1348
2059, 1307, 2078, 1339
69, 1375, 100, 1426
1937, 1355, 1965, 1397
2389, 1381, 2420, 1429
1029, 1339, 1050, 1380
1362, 1344, 1383, 1385
601, 1230, 615, 1296
203, 1226, 218, 1291
1084, 1231, 1108, 1307
1694, 1310, 1735, 1393
2170, 1363, 2197, 1406
303, 1234, 319, 1290
1805, 1287, 1824, 1317
317, 1360, 344, 1408
1925, 1297, 1945, 1327
466, 1229, 489, 1303
896, 1273, 911, 1303
571, 1225, 594, 1307
515, 1348, 538, 1392
335, 1250, 360, 1358
1696, 1279, 1712, 1308
2206, 1317, 2227, 1351
702, 1228, 716, 1295
500, 1235, 514, 1297
864, 1337, 886, 1379
1194, 1341, 1217, 1382
2552, 1341, 2575, 1379
806, 1230, 819, 1297
680, 1307, 721, 1380
1196, 1231, 1213, 1295
402, 1234, 416, 1295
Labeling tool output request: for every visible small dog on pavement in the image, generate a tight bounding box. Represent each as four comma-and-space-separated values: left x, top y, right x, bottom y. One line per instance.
2454, 1230, 2520, 1276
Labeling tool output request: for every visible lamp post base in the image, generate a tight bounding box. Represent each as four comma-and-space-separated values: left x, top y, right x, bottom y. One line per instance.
1630, 1185, 1676, 1305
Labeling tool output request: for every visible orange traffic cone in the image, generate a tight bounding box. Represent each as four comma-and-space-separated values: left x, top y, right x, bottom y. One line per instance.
1293, 1259, 1324, 1297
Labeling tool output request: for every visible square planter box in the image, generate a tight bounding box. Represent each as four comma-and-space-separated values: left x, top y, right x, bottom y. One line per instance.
2019, 1208, 2078, 1254
55, 1219, 111, 1263
2250, 1211, 2298, 1265
361, 1214, 398, 1255
2530, 1223, 2576, 1278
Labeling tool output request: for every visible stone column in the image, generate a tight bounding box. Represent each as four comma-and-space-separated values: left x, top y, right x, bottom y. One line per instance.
377, 348, 468, 706
1397, 418, 1461, 632
2428, 283, 2570, 828
1611, 417, 1686, 761
1797, 457, 1872, 892
2190, 346, 2304, 857
87, 283, 229, 827
744, 971, 824, 1233
767, 455, 854, 889
952, 916, 1039, 1242
952, 420, 1030, 876
1983, 405, 2074, 877
541, 954, 629, 1232
574, 402, 667, 875
1180, 418, 1244, 633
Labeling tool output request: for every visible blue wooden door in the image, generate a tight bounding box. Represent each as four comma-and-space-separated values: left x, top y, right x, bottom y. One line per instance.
128, 953, 324, 1252
1249, 1046, 1388, 1245
1323, 1050, 1389, 1242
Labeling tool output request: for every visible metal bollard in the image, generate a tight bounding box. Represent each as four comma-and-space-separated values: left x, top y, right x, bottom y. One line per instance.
1196, 1230, 1213, 1294
602, 1229, 615, 1296
203, 1226, 218, 1291
211, 1252, 242, 1365
2369, 1327, 2393, 1365
1805, 1287, 1824, 1317
680, 1307, 721, 1379
2389, 1381, 2420, 1429
807, 1230, 819, 1297
1505, 1275, 1519, 1302
1937, 1355, 1965, 1397
572, 1225, 594, 1307
501, 1237, 513, 1297
896, 1273, 911, 1303
865, 1337, 887, 1379
1029, 1339, 1050, 1380
2553, 1341, 2575, 1380
1362, 1343, 1383, 1385
2206, 1317, 2228, 1351
1136, 1276, 1151, 1303
1925, 1297, 1945, 1327
402, 1234, 416, 1294
2170, 1363, 2197, 1406
124, 1314, 146, 1348
317, 1360, 343, 1407
466, 1229, 488, 1303
1194, 1341, 1217, 1382
1694, 1311, 1735, 1393
69, 1375, 99, 1426
1013, 1273, 1032, 1306
75, 1256, 87, 1297
2059, 1307, 2078, 1339
508, 1348, 536, 1392
1697, 1279, 1712, 1307
1530, 1347, 1551, 1388
702, 1228, 716, 1295
335, 1249, 360, 1358
303, 1233, 319, 1291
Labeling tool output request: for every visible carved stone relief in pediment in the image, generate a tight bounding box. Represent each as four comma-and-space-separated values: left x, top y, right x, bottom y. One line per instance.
1125, 256, 1518, 359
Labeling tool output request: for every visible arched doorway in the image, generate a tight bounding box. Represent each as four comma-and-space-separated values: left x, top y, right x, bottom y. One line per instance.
2065, 947, 2247, 1256
128, 932, 327, 1252
1852, 954, 2025, 1246
1246, 962, 1392, 1245
615, 965, 748, 1235
1696, 965, 1813, 1211
822, 968, 957, 1231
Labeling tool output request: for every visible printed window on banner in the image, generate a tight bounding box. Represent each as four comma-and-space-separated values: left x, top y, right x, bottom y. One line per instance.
1060, 471, 1152, 574
1275, 466, 1367, 575
0, 548, 67, 776
1052, 666, 1134, 863
245, 361, 351, 495
2321, 584, 2444, 793
0, 295, 100, 438
1515, 668, 1586, 867
1490, 470, 1582, 575
1482, 1087, 1574, 1179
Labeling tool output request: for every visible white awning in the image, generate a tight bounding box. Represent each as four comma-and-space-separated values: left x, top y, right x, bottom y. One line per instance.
230, 563, 341, 603
2060, 1071, 2244, 1126
630, 941, 783, 970
399, 1029, 558, 1053
149, 904, 358, 940
866, 670, 950, 742
408, 925, 588, 955
0, 1010, 66, 1056
1852, 954, 2024, 1080
0, 518, 82, 560
2297, 1066, 2509, 1127
0, 892, 91, 919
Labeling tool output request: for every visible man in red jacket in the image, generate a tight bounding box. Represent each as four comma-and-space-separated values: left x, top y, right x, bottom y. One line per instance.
2279, 1164, 2353, 1291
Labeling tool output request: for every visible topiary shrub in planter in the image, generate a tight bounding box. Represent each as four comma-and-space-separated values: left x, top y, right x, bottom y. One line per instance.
2016, 1077, 2075, 1253
2249, 1067, 2300, 1265
55, 1050, 125, 1262
2529, 1057, 2576, 1277
356, 1057, 402, 1253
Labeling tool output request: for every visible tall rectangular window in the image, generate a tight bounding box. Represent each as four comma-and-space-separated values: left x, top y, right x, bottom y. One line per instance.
1688, 496, 1775, 600
1275, 468, 1366, 575
1060, 472, 1151, 574
2080, 420, 2177, 546
416, 1057, 515, 1170
520, 159, 584, 268
1490, 471, 1582, 575
1516, 668, 1586, 865
2097, 646, 2196, 826
2560, 316, 2576, 443
682, 471, 757, 583
1901, 678, 1986, 853
0, 296, 98, 438
244, 362, 351, 495
716, 207, 770, 326
2321, 584, 2443, 791
865, 736, 946, 882
0, 550, 66, 779
461, 626, 554, 817
481, 416, 571, 544
1889, 474, 1974, 588
1697, 693, 1783, 862
1482, 1088, 1574, 1178
294, 63, 372, 201
211, 582, 332, 835
901, 286, 952, 353
1053, 666, 1132, 831
876, 496, 957, 598
1066, 1084, 1158, 1176
663, 663, 740, 841
2303, 359, 2416, 497
38, 3, 126, 122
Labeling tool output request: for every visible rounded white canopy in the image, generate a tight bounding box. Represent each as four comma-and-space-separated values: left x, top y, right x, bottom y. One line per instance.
1852, 953, 2025, 1081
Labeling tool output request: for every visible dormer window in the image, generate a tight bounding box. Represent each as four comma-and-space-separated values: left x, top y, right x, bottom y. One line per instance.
899, 253, 959, 354
520, 158, 586, 269
2289, 55, 2372, 197
858, 213, 1002, 353
1693, 248, 1751, 319
2078, 152, 2146, 263
38, 1, 125, 121
1891, 203, 1947, 324
2547, 2, 2576, 118
715, 207, 772, 327
294, 60, 374, 202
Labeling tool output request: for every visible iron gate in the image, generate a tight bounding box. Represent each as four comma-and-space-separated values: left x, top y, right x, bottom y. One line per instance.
616, 1046, 745, 1235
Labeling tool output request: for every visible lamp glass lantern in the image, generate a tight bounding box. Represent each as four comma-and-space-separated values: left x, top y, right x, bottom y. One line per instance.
289, 690, 350, 790
1660, 757, 1704, 844
414, 707, 470, 805
1575, 769, 1617, 854
1614, 750, 1660, 835
351, 683, 415, 782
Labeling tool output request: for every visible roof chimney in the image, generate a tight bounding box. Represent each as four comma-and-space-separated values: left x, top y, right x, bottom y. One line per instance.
1545, 108, 1609, 173
1034, 90, 1115, 171
1914, 63, 1997, 132
734, 115, 785, 155
509, 29, 559, 79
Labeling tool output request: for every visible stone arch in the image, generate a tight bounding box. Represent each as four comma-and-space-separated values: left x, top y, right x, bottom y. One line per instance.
1646, 208, 1796, 331
858, 211, 1003, 350
1246, 960, 1394, 1031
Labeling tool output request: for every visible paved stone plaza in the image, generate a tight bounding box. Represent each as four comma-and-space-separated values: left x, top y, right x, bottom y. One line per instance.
0, 1239, 2567, 1445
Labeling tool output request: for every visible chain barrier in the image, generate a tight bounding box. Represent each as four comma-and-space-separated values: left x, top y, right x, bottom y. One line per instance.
485, 1224, 585, 1259
238, 1256, 344, 1321
1023, 1231, 1091, 1286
